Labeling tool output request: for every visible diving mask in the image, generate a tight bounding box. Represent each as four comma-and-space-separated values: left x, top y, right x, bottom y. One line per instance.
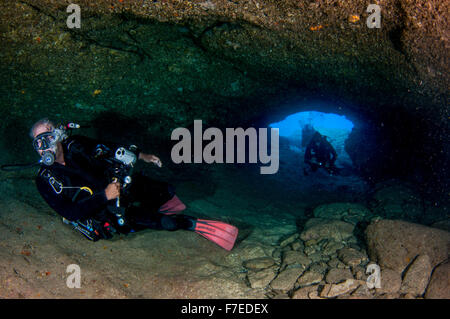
32, 126, 68, 166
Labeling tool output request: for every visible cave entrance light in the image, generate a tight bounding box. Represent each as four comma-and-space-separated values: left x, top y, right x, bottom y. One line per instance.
269, 111, 354, 167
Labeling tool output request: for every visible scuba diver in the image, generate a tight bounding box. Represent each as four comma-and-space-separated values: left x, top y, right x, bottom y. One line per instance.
29, 118, 238, 251
303, 131, 339, 176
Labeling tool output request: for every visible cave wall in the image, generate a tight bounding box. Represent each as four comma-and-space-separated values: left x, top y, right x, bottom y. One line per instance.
0, 0, 448, 192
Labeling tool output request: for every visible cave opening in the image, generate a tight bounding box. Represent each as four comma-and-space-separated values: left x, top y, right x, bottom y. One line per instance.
269, 110, 355, 172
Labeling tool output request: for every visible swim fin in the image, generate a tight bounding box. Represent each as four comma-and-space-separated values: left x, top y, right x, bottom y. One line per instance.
193, 219, 238, 251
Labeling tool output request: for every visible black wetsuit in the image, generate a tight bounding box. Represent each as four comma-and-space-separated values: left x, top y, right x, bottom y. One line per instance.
304, 133, 338, 174
35, 135, 193, 240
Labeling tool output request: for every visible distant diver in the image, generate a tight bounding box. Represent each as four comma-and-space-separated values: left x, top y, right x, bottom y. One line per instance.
303, 131, 339, 176
29, 118, 238, 251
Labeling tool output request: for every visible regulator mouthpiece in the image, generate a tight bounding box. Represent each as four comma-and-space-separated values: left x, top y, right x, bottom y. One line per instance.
41, 151, 55, 166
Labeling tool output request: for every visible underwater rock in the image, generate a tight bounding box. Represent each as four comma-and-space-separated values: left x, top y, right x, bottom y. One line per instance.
281, 251, 312, 270
320, 279, 363, 298
300, 218, 355, 242
308, 262, 329, 275
271, 247, 290, 260
366, 219, 450, 273
243, 257, 276, 271
325, 268, 354, 284
322, 240, 345, 256
246, 267, 278, 289
399, 255, 432, 296
304, 239, 318, 247
270, 268, 305, 292
303, 245, 317, 256
376, 268, 402, 295
376, 268, 402, 294
291, 285, 321, 299
351, 265, 368, 281
290, 240, 304, 252
337, 247, 368, 267
351, 283, 373, 298
313, 202, 372, 224
295, 270, 323, 289
278, 233, 299, 248
328, 258, 347, 269
425, 261, 450, 299
308, 252, 329, 264
234, 244, 270, 263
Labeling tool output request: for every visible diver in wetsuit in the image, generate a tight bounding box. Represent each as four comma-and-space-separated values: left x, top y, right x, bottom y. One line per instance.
31, 118, 238, 250
303, 131, 338, 176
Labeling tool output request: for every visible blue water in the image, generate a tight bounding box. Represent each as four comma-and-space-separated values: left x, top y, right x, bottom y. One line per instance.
269, 111, 354, 138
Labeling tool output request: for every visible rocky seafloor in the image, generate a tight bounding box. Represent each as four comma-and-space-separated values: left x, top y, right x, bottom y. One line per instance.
0, 144, 448, 299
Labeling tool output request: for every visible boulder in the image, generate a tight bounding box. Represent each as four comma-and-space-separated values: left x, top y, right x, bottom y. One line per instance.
270, 268, 305, 291
328, 258, 347, 269
295, 270, 323, 288
376, 268, 402, 295
399, 254, 432, 296
291, 285, 321, 299
279, 233, 299, 248
243, 257, 276, 271
291, 240, 304, 252
300, 218, 355, 242
320, 279, 364, 298
281, 251, 311, 270
325, 268, 354, 284
322, 240, 345, 256
425, 261, 450, 299
337, 247, 368, 267
365, 219, 450, 273
308, 262, 329, 275
351, 284, 373, 298
246, 267, 278, 289
352, 265, 368, 281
